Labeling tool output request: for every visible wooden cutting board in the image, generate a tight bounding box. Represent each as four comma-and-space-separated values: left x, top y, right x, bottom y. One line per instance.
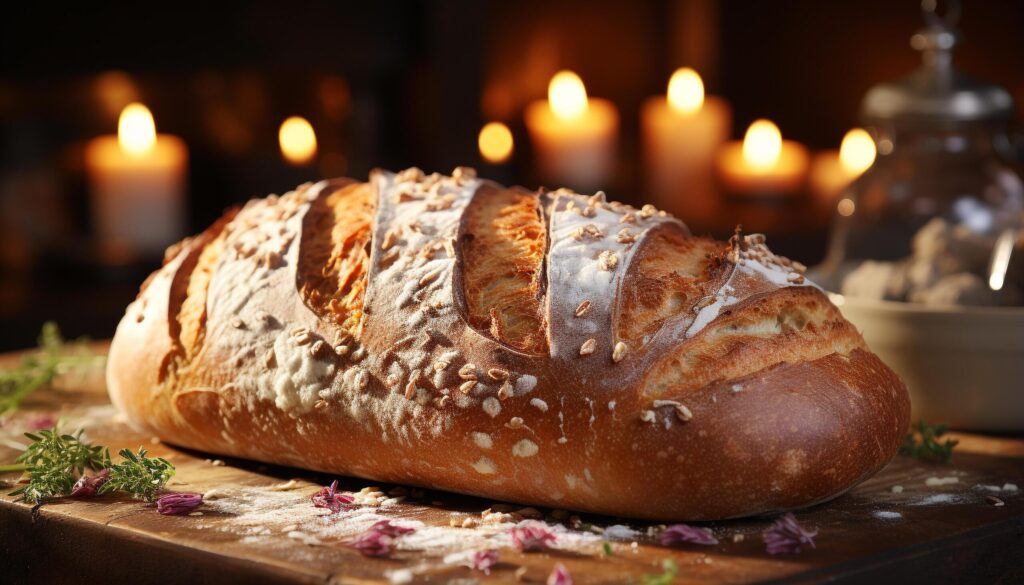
1, 345, 1021, 584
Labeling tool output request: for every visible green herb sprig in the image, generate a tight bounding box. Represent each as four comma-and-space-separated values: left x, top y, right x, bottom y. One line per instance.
8, 427, 110, 503
642, 559, 679, 585
0, 322, 105, 416
6, 427, 176, 504
99, 448, 175, 502
899, 420, 958, 463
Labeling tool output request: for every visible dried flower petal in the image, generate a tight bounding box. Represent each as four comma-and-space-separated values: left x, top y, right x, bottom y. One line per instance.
510, 520, 557, 552
467, 549, 499, 574
311, 480, 355, 513
156, 492, 203, 515
26, 413, 58, 431
69, 469, 111, 498
762, 513, 817, 554
351, 520, 417, 557
660, 523, 718, 546
352, 530, 395, 557
547, 563, 572, 585
370, 519, 417, 537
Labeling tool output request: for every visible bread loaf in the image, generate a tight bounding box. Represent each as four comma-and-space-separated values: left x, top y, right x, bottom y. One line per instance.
107, 167, 909, 521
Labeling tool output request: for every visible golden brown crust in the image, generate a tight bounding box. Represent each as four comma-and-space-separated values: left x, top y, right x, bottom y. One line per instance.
107, 170, 909, 521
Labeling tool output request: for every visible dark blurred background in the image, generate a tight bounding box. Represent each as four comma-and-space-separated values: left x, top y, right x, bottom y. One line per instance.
2, 0, 1022, 350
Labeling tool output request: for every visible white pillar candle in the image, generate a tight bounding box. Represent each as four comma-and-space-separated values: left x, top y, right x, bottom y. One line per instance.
525, 71, 618, 190
716, 119, 809, 197
85, 103, 187, 261
641, 68, 730, 216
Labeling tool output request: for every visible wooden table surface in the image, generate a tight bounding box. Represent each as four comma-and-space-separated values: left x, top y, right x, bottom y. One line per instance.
1, 345, 1021, 585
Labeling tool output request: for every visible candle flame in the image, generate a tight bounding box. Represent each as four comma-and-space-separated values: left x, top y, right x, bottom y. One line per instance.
478, 122, 514, 164
279, 116, 317, 165
839, 128, 876, 175
667, 68, 704, 114
118, 103, 156, 157
548, 71, 588, 121
742, 119, 783, 169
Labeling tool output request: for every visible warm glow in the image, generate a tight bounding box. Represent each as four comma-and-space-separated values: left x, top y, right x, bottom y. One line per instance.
118, 103, 157, 156
478, 122, 514, 164
548, 71, 588, 121
839, 128, 876, 175
279, 116, 317, 165
742, 119, 783, 169
667, 68, 704, 114
837, 197, 856, 217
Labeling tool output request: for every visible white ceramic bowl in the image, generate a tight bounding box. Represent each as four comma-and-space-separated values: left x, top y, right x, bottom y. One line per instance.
834, 294, 1024, 433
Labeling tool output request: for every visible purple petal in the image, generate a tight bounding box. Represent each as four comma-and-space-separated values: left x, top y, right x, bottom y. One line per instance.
660, 523, 719, 546
26, 414, 58, 431
156, 492, 203, 515
467, 550, 498, 575
762, 513, 817, 555
311, 480, 355, 513
370, 519, 417, 537
510, 520, 558, 552
352, 531, 394, 557
70, 469, 111, 498
547, 563, 572, 585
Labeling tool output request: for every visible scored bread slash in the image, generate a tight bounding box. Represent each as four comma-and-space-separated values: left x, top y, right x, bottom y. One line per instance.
580, 338, 597, 356
575, 299, 592, 317
612, 341, 629, 363
459, 380, 477, 394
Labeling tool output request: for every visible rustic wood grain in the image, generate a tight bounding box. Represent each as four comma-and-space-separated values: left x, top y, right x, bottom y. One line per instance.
0, 344, 1021, 584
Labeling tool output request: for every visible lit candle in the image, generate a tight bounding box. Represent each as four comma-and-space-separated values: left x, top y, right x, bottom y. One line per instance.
809, 128, 876, 205
716, 119, 809, 197
279, 116, 318, 165
524, 71, 618, 190
641, 68, 730, 214
478, 121, 514, 165
85, 103, 188, 261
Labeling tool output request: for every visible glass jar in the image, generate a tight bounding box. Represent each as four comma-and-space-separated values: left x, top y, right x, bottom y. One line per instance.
820, 0, 1024, 294
832, 121, 1023, 265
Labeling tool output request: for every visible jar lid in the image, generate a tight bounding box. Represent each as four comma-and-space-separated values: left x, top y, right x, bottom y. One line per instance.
861, 0, 1014, 124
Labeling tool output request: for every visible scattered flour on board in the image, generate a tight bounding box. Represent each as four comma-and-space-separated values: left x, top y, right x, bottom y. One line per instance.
871, 510, 903, 521
198, 485, 603, 559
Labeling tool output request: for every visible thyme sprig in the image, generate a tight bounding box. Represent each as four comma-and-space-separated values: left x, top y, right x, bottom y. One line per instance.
899, 420, 958, 463
6, 427, 176, 504
0, 322, 105, 416
8, 427, 110, 503
99, 448, 175, 502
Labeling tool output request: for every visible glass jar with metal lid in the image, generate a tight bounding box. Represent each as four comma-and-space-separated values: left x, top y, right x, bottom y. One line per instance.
821, 0, 1023, 302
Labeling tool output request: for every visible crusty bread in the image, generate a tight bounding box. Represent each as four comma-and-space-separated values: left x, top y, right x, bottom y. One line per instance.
107, 167, 909, 520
